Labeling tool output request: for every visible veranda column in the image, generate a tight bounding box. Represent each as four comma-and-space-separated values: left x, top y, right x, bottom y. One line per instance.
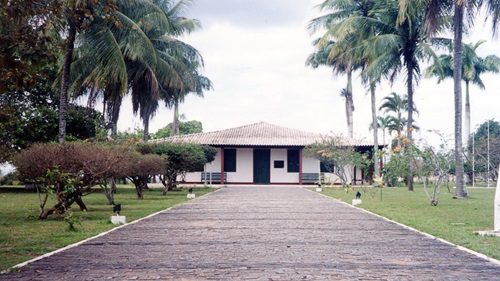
299, 148, 303, 185
220, 147, 225, 184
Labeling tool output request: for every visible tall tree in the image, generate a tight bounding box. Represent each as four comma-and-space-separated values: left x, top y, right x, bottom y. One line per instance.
415, 0, 499, 197
165, 66, 212, 136
354, 0, 439, 190
307, 40, 356, 138
309, 0, 380, 176
379, 92, 417, 144
425, 40, 500, 149
130, 0, 206, 141
308, 0, 376, 138
56, 1, 123, 143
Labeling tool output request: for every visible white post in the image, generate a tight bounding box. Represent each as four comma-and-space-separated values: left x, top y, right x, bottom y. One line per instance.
472, 132, 475, 188
494, 165, 500, 231
203, 164, 207, 185
487, 120, 490, 188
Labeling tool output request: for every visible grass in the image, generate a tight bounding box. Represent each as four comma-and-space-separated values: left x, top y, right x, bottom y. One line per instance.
320, 185, 500, 260
0, 185, 213, 271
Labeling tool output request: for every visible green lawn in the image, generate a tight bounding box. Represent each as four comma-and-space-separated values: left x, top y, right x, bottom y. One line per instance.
0, 185, 213, 271
320, 185, 499, 260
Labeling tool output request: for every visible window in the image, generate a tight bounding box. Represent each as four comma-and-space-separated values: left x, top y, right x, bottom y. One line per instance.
320, 161, 333, 173
287, 149, 299, 172
274, 160, 284, 168
223, 149, 237, 172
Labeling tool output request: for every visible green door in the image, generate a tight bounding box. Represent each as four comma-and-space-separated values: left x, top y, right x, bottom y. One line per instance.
253, 149, 270, 184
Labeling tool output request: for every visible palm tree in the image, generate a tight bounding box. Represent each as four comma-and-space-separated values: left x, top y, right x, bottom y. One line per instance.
426, 40, 500, 149
68, 0, 172, 138
164, 63, 212, 136
309, 0, 381, 176
69, 0, 205, 141
309, 1, 380, 139
370, 116, 392, 148
354, 0, 439, 190
378, 92, 417, 142
128, 0, 205, 141
400, 0, 500, 198
307, 39, 356, 138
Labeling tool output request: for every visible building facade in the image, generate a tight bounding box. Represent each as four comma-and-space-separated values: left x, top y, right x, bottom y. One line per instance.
158, 122, 374, 185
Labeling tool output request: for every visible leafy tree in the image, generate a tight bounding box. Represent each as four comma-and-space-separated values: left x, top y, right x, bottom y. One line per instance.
305, 136, 370, 188
0, 0, 61, 92
13, 142, 165, 219
153, 120, 203, 139
0, 70, 103, 160
138, 142, 215, 193
467, 120, 500, 182
124, 153, 166, 200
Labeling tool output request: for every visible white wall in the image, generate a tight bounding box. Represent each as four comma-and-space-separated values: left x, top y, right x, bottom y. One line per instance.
227, 148, 253, 183
180, 147, 367, 185
302, 155, 319, 173
324, 165, 366, 185
270, 149, 298, 183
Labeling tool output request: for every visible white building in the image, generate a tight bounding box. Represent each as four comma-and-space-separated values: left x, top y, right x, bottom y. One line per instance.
160, 122, 376, 185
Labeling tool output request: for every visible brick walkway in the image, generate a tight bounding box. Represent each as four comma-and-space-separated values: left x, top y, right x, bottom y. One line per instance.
2, 186, 499, 280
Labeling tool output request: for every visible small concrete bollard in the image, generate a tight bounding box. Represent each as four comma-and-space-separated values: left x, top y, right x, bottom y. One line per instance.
111, 215, 126, 225
187, 193, 196, 199
315, 187, 322, 192
352, 199, 362, 206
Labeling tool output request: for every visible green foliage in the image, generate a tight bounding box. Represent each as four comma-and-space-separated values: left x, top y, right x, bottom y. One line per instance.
473, 120, 500, 140
63, 211, 81, 232
0, 0, 62, 92
201, 145, 218, 163
467, 120, 500, 181
153, 120, 203, 139
138, 142, 212, 190
0, 66, 103, 159
13, 142, 165, 218
305, 136, 370, 187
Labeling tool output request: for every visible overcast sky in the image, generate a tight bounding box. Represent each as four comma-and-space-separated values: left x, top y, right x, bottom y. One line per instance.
113, 0, 500, 147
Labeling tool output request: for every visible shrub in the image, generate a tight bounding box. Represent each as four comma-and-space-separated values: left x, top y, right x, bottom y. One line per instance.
124, 153, 166, 199
138, 142, 212, 193
13, 142, 165, 219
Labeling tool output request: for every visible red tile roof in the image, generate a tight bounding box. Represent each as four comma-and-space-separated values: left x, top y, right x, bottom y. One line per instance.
155, 122, 374, 147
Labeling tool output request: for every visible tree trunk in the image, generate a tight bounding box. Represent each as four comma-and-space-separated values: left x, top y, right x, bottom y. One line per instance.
136, 182, 144, 200
453, 4, 466, 198
74, 196, 88, 211
143, 116, 150, 142
369, 80, 379, 178
105, 95, 122, 139
171, 100, 180, 136
464, 80, 471, 155
346, 70, 354, 138
406, 61, 414, 191
57, 24, 77, 143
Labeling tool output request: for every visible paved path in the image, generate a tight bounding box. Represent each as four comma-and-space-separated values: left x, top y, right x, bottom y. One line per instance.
2, 187, 499, 280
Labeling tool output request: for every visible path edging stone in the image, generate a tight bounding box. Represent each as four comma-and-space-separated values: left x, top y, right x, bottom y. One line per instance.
1, 188, 219, 274
307, 188, 500, 266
